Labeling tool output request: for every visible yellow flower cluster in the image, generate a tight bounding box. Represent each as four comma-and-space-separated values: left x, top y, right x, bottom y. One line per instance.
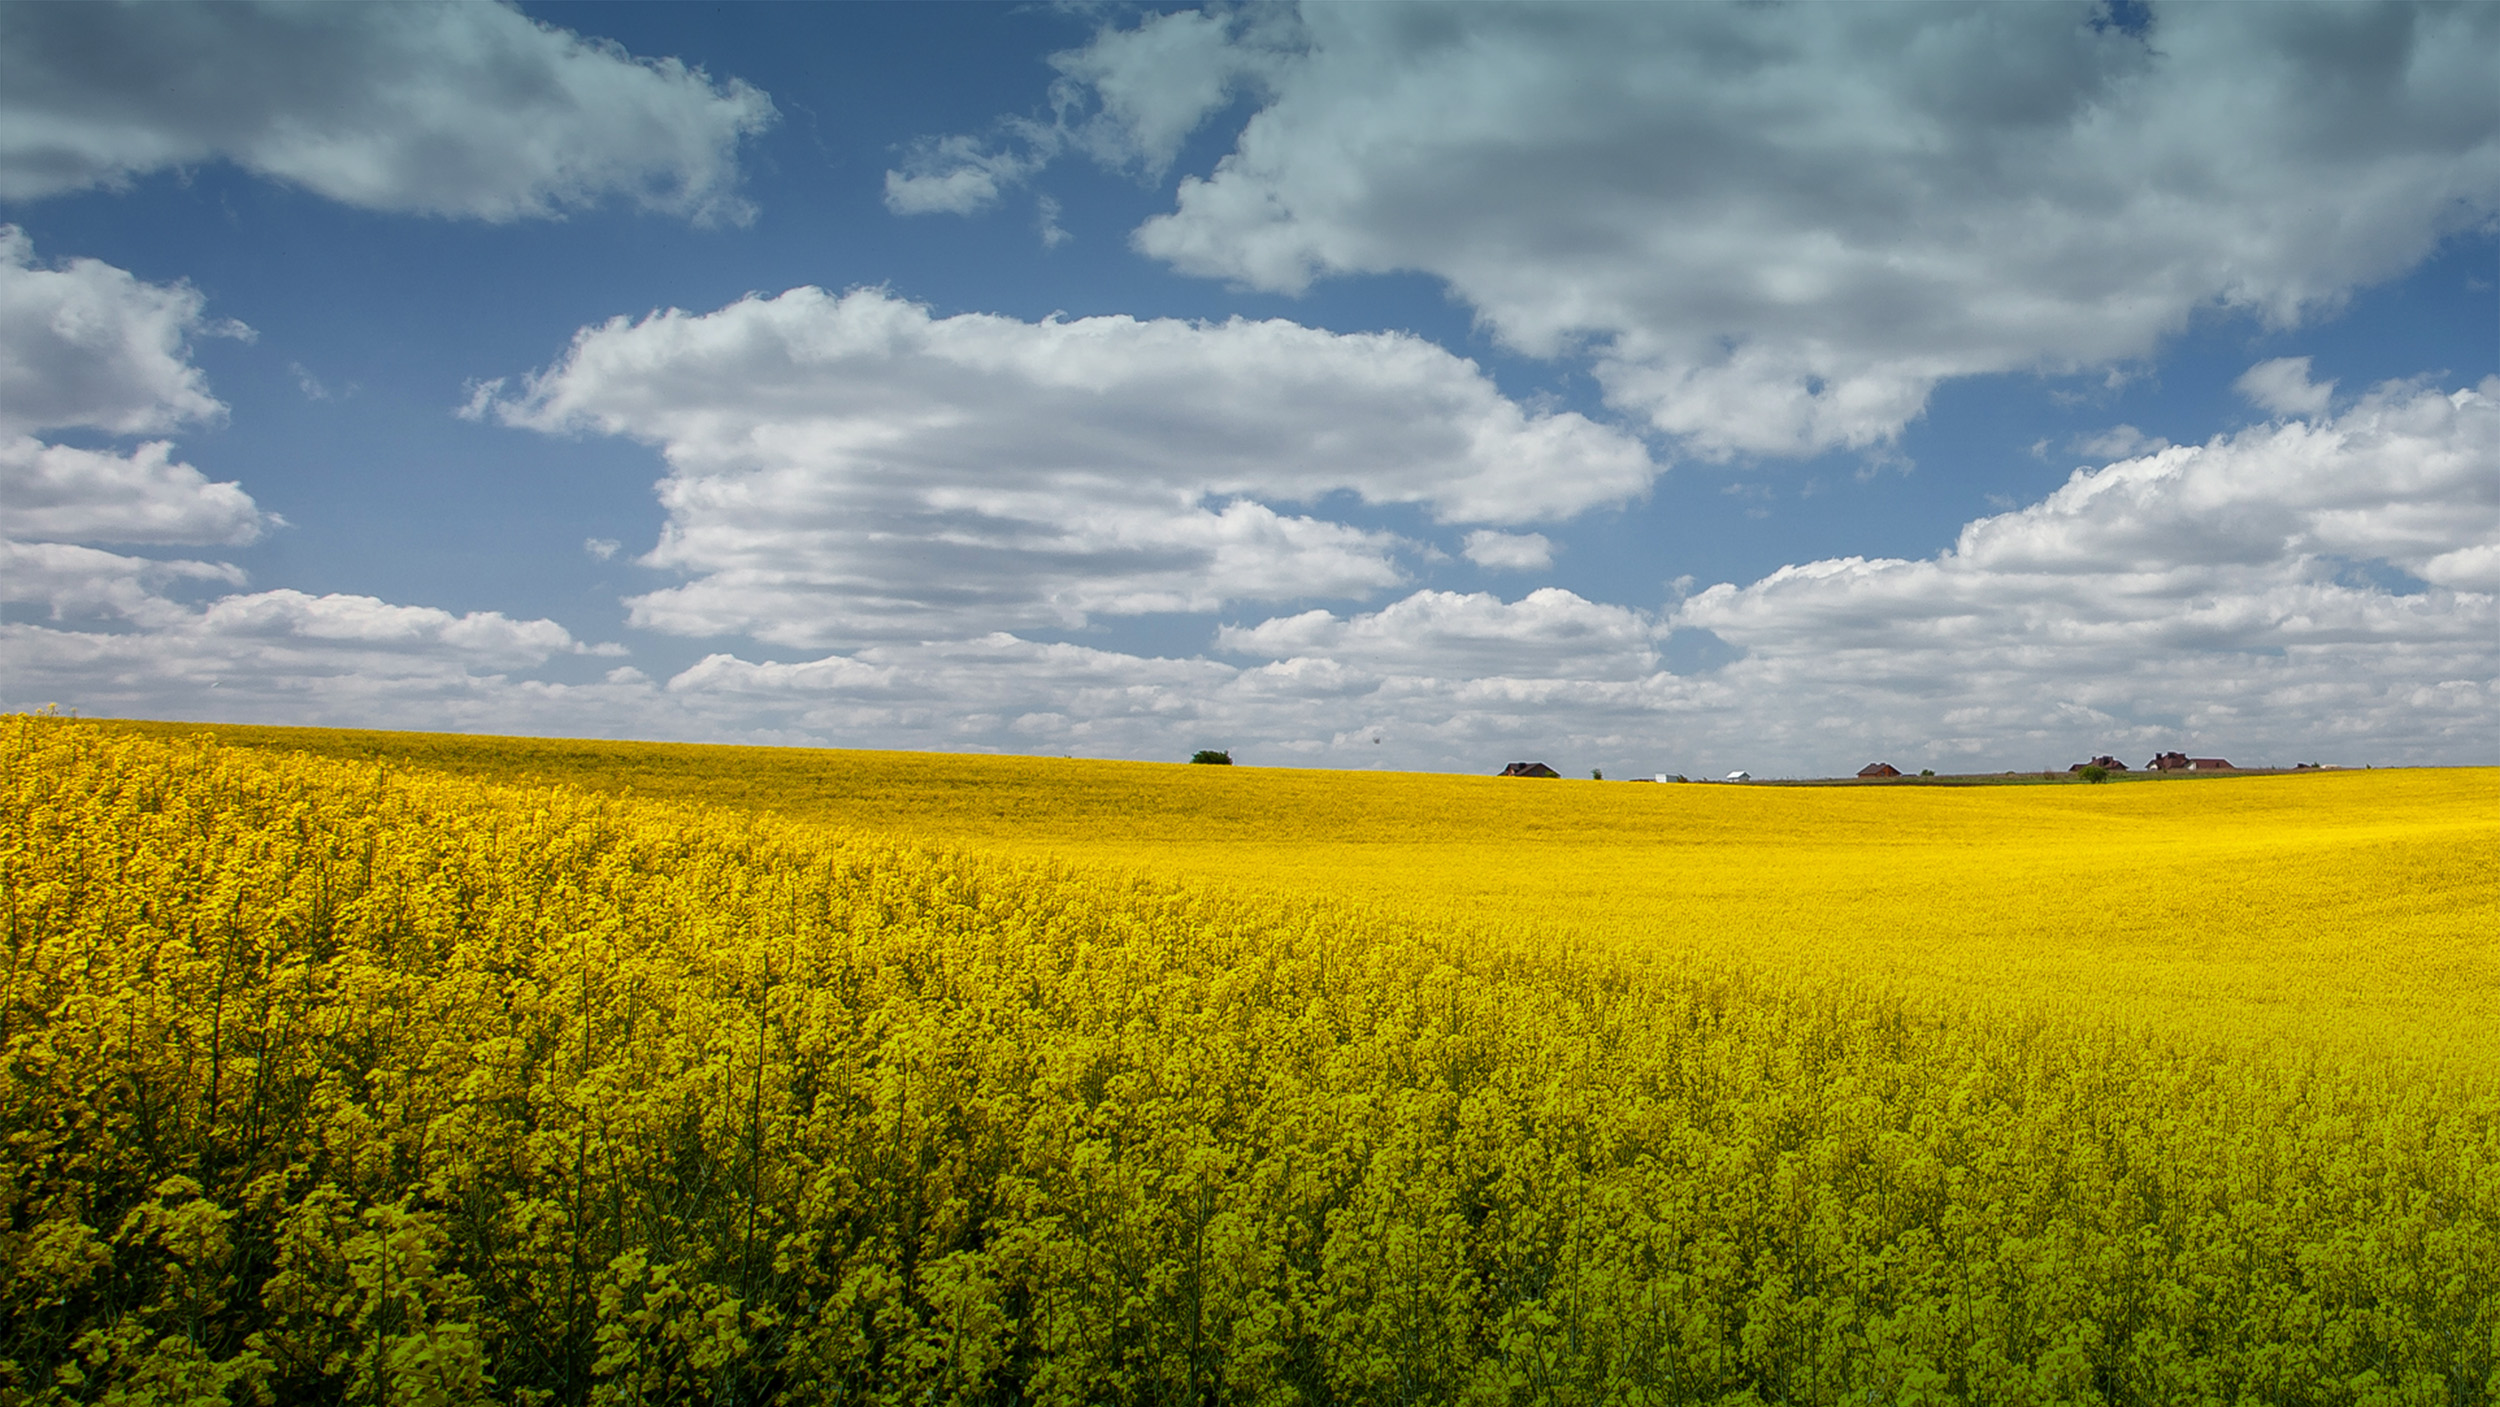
6, 717, 2497, 1403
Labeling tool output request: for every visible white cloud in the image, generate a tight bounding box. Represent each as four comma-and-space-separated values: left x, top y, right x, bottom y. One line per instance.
2, 231, 276, 608
17, 379, 2487, 768
614, 376, 2500, 772
1669, 378, 2500, 767
195, 589, 595, 665
487, 286, 1657, 647
0, 540, 245, 627
0, 235, 619, 735
1951, 380, 2500, 580
662, 636, 1261, 757
2421, 542, 2500, 595
2, 438, 270, 546
0, 437, 275, 552
882, 8, 1300, 216
965, 2, 2500, 459
0, 611, 655, 736
289, 362, 348, 402
2236, 356, 2337, 419
584, 537, 621, 561
441, 331, 2491, 775
0, 540, 603, 669
2, 230, 276, 621
1460, 529, 1554, 572
1222, 588, 1655, 681
21, 229, 2474, 773
620, 497, 1407, 647
1047, 7, 1301, 178
883, 133, 1051, 216
0, 2, 774, 223
456, 378, 507, 422
0, 227, 227, 438
642, 619, 1681, 767
2072, 424, 2168, 461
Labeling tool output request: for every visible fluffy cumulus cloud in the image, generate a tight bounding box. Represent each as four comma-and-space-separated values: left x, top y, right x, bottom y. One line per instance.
1, 227, 271, 558
2, 438, 268, 546
912, 3, 2500, 458
1669, 377, 2500, 769
1953, 380, 2499, 591
0, 226, 228, 438
1, 540, 245, 628
485, 286, 1658, 647
0, 1, 773, 222
1460, 529, 1553, 572
2236, 357, 2338, 419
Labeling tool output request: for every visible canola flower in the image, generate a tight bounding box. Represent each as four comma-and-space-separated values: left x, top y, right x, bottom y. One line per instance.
4, 716, 2498, 1404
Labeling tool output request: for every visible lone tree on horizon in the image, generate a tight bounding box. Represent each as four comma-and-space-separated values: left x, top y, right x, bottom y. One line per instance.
1190, 749, 1234, 765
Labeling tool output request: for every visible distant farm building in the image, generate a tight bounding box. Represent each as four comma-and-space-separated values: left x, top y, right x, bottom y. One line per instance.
2069, 755, 2129, 772
1500, 762, 1562, 778
2148, 752, 2233, 772
1725, 770, 1752, 782
1858, 762, 1902, 778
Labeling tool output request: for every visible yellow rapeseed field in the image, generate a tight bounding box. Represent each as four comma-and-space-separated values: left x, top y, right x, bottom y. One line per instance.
99, 719, 2500, 1070
7, 717, 2497, 1404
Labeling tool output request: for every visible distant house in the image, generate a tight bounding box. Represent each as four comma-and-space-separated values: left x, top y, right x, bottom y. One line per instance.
1725, 770, 1752, 782
1500, 762, 1562, 778
2148, 751, 2191, 772
1857, 762, 1902, 778
2069, 755, 2129, 773
2188, 757, 2234, 771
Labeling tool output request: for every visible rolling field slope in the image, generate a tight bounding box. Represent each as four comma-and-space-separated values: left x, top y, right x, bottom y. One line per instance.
97, 719, 2500, 1071
11, 717, 2493, 1403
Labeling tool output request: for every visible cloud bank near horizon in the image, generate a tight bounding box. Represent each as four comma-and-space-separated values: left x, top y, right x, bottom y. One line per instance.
5, 234, 2488, 776
1, 229, 616, 720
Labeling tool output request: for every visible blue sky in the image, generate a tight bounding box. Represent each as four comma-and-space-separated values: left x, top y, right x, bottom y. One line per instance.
3, 1, 2494, 777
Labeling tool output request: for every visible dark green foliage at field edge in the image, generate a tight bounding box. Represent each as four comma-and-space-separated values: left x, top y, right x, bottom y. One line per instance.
4, 719, 2498, 1405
